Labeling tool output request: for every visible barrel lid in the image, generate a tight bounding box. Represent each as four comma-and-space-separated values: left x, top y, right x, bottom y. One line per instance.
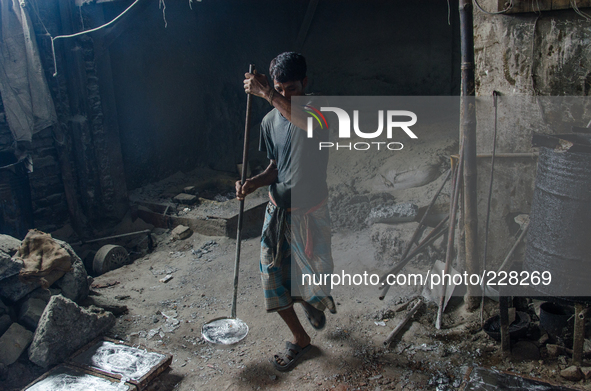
532, 132, 591, 154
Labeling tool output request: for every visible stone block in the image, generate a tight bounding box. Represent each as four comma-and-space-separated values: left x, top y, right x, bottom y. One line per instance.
80, 296, 128, 316
172, 224, 192, 240
367, 203, 418, 225
183, 186, 197, 195
0, 235, 21, 256
53, 257, 89, 303
0, 298, 8, 315
18, 298, 46, 331
24, 287, 61, 304
173, 193, 198, 205
561, 365, 583, 381
0, 251, 23, 282
0, 323, 33, 366
0, 314, 11, 336
581, 367, 591, 380
0, 274, 40, 303
28, 295, 115, 368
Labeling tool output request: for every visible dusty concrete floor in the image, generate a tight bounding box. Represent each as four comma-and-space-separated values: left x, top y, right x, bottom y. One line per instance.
77, 227, 590, 391
10, 118, 591, 391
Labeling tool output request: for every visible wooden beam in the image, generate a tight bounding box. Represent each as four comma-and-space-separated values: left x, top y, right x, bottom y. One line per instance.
499, 0, 591, 13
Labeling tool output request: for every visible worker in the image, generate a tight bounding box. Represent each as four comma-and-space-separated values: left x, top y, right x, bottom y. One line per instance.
237, 52, 336, 371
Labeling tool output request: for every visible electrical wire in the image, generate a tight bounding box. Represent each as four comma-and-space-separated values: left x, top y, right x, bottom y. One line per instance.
571, 0, 591, 21
28, 0, 52, 39
159, 0, 167, 28
480, 91, 500, 325
50, 0, 142, 77
474, 0, 514, 15
529, 14, 540, 95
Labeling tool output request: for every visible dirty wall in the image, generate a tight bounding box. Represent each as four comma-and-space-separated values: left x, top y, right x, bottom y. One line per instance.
104, 0, 460, 189
473, 0, 591, 270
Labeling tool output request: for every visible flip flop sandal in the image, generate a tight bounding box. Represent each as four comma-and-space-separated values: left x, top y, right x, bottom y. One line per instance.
302, 303, 326, 330
270, 341, 312, 372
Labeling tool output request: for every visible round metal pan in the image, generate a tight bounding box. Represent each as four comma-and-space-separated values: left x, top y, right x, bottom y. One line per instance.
201, 317, 249, 345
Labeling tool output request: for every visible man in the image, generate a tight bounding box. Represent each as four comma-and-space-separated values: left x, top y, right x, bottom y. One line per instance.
237, 52, 336, 371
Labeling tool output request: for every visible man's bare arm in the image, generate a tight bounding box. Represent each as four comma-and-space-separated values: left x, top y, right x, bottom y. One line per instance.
235, 161, 278, 200
243, 72, 318, 132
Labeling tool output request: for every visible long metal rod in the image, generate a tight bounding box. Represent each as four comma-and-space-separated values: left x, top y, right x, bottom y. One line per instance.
496, 222, 529, 273
378, 169, 451, 300
435, 150, 463, 329
384, 299, 423, 346
378, 216, 449, 300
477, 153, 538, 158
480, 91, 500, 324
460, 0, 479, 310
232, 64, 255, 319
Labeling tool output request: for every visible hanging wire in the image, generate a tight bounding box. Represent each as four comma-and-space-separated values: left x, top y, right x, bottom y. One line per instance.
447, 0, 451, 25
159, 0, 167, 28
529, 14, 540, 95
48, 0, 142, 77
480, 91, 500, 325
571, 0, 591, 21
78, 5, 85, 31
474, 0, 514, 15
29, 0, 52, 38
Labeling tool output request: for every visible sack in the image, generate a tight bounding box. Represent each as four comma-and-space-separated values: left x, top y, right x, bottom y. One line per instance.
17, 229, 72, 288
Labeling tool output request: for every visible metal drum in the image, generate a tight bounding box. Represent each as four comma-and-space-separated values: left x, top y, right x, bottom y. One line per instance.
523, 137, 591, 299
0, 153, 34, 239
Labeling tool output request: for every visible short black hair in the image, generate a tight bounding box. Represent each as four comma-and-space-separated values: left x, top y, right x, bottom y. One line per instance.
269, 52, 307, 83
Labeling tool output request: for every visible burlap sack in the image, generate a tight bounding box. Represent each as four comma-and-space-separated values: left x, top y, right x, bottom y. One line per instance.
17, 229, 72, 288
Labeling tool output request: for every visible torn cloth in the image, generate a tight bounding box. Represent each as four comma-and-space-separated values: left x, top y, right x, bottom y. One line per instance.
17, 229, 71, 288
0, 0, 57, 143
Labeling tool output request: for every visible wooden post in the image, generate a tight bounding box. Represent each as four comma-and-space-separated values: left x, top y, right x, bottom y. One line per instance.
459, 0, 480, 311
500, 296, 510, 352
573, 303, 586, 366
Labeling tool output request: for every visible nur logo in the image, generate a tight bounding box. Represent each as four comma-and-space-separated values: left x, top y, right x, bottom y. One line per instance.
304, 105, 418, 151
304, 105, 328, 131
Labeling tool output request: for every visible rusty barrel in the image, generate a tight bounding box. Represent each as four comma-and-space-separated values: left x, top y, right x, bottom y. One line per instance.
524, 136, 591, 299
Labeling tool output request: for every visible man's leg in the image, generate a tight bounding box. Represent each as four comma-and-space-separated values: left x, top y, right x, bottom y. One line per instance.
274, 306, 311, 365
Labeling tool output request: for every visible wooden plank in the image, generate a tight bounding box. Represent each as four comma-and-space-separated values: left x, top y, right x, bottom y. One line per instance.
500, 0, 591, 13
552, 0, 573, 9
24, 364, 138, 391
552, 0, 591, 9
68, 337, 172, 391
499, 0, 552, 13
86, 8, 130, 221
572, 303, 586, 366
499, 296, 511, 352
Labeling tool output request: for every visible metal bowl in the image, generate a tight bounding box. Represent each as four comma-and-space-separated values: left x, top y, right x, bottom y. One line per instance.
201, 317, 249, 346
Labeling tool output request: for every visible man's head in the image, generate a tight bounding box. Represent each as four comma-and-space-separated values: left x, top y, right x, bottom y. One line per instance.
269, 52, 308, 100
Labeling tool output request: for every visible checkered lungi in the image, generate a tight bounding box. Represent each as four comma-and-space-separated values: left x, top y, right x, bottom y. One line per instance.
260, 200, 336, 313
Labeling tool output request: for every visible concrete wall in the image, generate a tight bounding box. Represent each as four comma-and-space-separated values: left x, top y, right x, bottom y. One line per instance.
473, 1, 591, 269
102, 0, 461, 189
0, 0, 132, 235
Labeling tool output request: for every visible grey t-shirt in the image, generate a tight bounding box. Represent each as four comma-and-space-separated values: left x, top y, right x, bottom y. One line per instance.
259, 108, 328, 209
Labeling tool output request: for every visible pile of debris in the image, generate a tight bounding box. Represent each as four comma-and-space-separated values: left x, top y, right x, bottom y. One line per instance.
0, 231, 116, 383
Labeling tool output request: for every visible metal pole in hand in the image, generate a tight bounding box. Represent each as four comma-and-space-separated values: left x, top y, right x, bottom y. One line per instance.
232, 64, 255, 319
